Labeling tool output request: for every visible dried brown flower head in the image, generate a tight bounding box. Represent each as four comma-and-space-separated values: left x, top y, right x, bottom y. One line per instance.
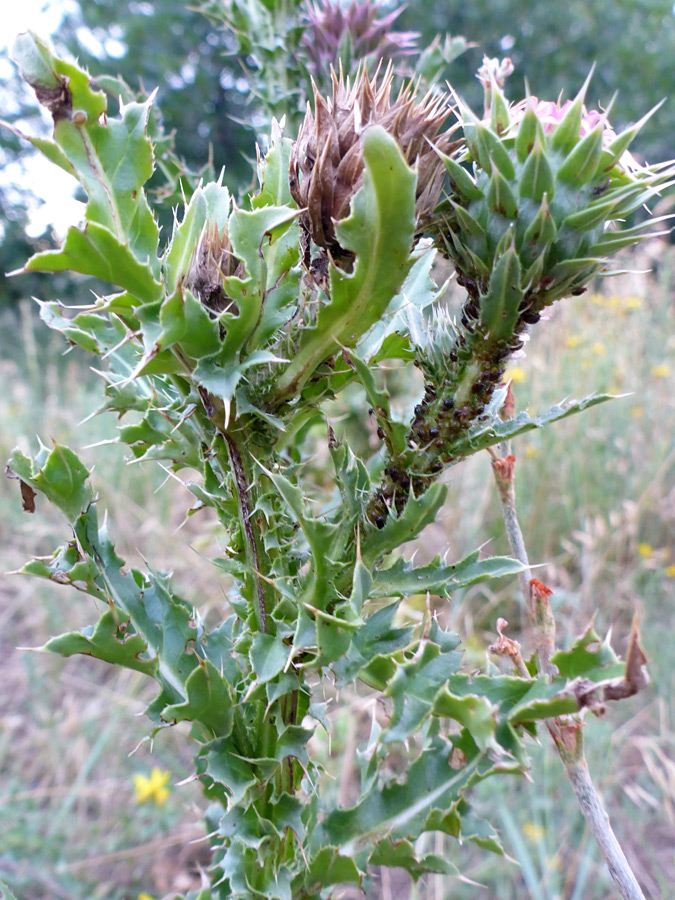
289, 65, 458, 260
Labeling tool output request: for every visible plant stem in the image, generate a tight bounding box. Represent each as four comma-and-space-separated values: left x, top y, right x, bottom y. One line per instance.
549, 721, 646, 900
490, 448, 531, 617
490, 449, 646, 900
223, 431, 268, 634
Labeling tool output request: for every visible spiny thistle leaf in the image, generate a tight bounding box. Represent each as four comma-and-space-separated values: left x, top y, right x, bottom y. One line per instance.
277, 125, 417, 399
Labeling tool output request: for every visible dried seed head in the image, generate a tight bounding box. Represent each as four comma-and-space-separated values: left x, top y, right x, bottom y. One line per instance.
290, 64, 458, 258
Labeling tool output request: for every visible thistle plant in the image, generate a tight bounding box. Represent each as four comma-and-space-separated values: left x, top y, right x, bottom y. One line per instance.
5, 7, 673, 899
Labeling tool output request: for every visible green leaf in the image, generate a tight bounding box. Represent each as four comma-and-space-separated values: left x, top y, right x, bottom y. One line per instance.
362, 482, 448, 567
506, 678, 578, 722
350, 354, 409, 460
522, 194, 557, 249
385, 638, 463, 743
562, 197, 618, 231
447, 393, 618, 457
318, 734, 483, 851
357, 246, 443, 361
43, 607, 158, 676
249, 633, 288, 684
552, 624, 623, 680
331, 602, 413, 689
162, 660, 235, 737
433, 690, 498, 752
77, 508, 199, 702
275, 723, 315, 766
252, 119, 295, 208
550, 91, 585, 155
372, 551, 525, 598
193, 349, 285, 426
7, 445, 93, 523
370, 838, 460, 880
14, 34, 161, 269
19, 547, 106, 600
228, 202, 287, 284
515, 102, 545, 163
305, 847, 361, 888
274, 125, 416, 399
25, 222, 161, 303
139, 288, 222, 359
198, 738, 257, 805
0, 878, 19, 900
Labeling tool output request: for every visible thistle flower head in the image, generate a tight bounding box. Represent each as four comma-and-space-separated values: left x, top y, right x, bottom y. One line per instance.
300, 0, 419, 76
290, 64, 457, 259
433, 66, 675, 343
508, 96, 646, 177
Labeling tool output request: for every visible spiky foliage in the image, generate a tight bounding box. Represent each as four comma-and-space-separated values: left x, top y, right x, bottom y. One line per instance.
368, 71, 675, 524
290, 64, 457, 262
300, 0, 419, 76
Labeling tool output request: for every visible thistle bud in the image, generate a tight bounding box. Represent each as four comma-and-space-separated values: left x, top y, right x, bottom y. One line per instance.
186, 217, 242, 316
290, 65, 457, 261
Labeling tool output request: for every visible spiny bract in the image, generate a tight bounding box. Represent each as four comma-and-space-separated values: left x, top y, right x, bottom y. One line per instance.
435, 67, 675, 341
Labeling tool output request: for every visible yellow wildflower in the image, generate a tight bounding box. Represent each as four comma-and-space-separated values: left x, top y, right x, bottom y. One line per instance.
664, 565, 675, 578
623, 296, 643, 309
523, 821, 546, 842
524, 444, 539, 459
630, 407, 644, 419
138, 894, 156, 900
566, 334, 582, 348
638, 543, 653, 559
508, 366, 526, 384
651, 364, 670, 378
133, 768, 171, 805
591, 342, 605, 356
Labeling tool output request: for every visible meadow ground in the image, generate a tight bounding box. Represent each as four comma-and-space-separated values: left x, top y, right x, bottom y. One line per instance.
0, 242, 673, 900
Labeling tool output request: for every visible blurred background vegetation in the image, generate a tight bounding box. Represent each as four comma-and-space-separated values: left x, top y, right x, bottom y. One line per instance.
1, 1, 674, 898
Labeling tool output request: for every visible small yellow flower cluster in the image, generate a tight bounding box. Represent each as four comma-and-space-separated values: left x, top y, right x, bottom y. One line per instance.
637, 544, 675, 578
589, 293, 644, 311
651, 364, 671, 379
133, 768, 171, 806
507, 366, 527, 384
523, 821, 546, 842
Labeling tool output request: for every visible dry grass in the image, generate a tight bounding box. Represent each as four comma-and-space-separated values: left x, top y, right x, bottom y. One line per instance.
1, 242, 674, 898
